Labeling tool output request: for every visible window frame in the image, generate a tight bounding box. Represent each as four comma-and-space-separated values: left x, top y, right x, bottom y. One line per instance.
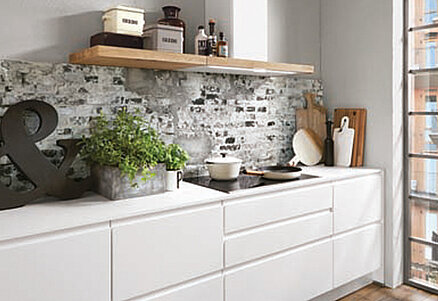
405, 0, 438, 293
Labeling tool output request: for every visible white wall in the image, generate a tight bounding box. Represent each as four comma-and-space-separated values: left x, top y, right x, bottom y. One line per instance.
321, 0, 403, 287
268, 0, 321, 77
0, 0, 204, 62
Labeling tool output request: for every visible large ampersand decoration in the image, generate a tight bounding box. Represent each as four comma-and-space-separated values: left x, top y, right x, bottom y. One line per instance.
0, 100, 91, 210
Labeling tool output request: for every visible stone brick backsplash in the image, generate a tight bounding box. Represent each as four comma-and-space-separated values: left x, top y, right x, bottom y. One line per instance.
0, 59, 322, 192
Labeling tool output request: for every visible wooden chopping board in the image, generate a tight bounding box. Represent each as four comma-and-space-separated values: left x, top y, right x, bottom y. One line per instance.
334, 108, 367, 167
296, 93, 327, 142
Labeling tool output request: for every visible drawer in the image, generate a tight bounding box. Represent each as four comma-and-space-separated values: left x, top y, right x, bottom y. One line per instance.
225, 184, 332, 233
225, 210, 332, 267
333, 174, 382, 233
225, 240, 333, 301
0, 225, 110, 301
141, 275, 222, 301
112, 205, 223, 301
333, 223, 382, 287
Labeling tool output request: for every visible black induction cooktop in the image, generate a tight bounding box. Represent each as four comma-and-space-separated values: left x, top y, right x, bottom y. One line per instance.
184, 174, 318, 193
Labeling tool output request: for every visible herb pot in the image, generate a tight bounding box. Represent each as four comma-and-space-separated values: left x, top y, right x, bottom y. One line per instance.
92, 164, 165, 200
165, 170, 183, 191
205, 154, 242, 181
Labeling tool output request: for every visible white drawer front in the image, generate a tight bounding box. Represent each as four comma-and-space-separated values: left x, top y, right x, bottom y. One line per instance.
112, 205, 223, 301
225, 210, 332, 267
225, 240, 333, 301
140, 275, 223, 301
333, 223, 382, 287
333, 174, 382, 233
0, 226, 110, 301
225, 184, 332, 233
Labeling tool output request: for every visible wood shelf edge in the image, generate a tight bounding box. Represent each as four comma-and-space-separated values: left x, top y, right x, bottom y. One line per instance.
206, 56, 314, 74
69, 46, 314, 74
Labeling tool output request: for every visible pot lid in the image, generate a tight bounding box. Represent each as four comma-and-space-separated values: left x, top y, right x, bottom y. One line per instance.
206, 153, 242, 164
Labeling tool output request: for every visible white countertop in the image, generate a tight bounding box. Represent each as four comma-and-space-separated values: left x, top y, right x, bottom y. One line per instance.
0, 166, 382, 242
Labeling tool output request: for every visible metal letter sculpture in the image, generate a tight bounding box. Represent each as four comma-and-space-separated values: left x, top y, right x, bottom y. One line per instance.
0, 100, 91, 210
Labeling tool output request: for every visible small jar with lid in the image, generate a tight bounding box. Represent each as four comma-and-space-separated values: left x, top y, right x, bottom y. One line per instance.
158, 6, 186, 52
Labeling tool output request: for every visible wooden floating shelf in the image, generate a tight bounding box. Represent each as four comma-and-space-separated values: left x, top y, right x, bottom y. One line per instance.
69, 46, 314, 76
69, 46, 205, 70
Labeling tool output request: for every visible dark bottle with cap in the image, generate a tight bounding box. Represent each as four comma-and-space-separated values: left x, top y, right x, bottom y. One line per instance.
324, 120, 334, 166
207, 19, 217, 56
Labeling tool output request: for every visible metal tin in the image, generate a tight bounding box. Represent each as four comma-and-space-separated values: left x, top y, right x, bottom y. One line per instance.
143, 24, 183, 53
102, 5, 145, 37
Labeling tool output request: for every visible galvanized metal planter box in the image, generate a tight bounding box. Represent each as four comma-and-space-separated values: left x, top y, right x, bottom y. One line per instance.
92, 164, 166, 200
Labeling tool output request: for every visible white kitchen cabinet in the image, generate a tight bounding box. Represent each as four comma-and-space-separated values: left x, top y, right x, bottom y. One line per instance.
225, 184, 332, 233
333, 223, 382, 287
140, 275, 223, 301
225, 239, 333, 301
225, 210, 332, 267
0, 224, 110, 301
333, 174, 382, 233
112, 205, 223, 301
0, 168, 383, 301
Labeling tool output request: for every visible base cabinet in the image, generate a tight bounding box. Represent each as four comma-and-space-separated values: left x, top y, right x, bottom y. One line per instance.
225, 240, 333, 301
112, 205, 223, 301
333, 174, 382, 233
0, 225, 110, 301
333, 223, 382, 287
0, 171, 383, 301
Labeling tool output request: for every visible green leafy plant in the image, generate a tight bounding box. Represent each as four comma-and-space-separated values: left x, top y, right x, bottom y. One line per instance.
79, 109, 166, 186
164, 144, 190, 171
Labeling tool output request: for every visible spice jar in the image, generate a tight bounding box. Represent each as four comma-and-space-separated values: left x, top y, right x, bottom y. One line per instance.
158, 6, 186, 53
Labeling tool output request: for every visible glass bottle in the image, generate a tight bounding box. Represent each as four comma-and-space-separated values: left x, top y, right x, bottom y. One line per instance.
217, 32, 229, 57
195, 25, 208, 55
207, 19, 217, 56
324, 120, 334, 166
158, 6, 186, 53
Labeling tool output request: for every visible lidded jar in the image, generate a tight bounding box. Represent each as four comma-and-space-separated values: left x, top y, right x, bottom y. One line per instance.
158, 6, 186, 52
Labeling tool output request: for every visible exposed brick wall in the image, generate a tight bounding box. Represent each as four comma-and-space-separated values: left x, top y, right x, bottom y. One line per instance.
0, 60, 323, 191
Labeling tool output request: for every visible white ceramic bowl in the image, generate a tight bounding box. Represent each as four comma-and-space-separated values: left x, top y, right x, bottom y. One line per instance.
205, 155, 242, 181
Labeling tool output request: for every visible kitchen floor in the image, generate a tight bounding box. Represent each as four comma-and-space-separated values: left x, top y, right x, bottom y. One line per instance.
339, 283, 437, 301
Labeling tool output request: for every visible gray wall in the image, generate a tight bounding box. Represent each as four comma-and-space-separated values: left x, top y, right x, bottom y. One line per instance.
0, 0, 204, 62
268, 0, 321, 78
0, 0, 321, 78
321, 0, 403, 287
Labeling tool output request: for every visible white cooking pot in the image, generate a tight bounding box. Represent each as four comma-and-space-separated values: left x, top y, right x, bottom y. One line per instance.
205, 154, 242, 181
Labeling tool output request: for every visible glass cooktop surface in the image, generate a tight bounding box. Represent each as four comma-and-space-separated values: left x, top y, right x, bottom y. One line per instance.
184, 174, 318, 193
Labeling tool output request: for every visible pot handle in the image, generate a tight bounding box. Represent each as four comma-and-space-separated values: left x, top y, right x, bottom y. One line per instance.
288, 156, 300, 167
245, 170, 265, 176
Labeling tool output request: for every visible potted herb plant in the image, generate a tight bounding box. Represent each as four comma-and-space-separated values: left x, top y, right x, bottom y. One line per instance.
164, 144, 189, 191
80, 109, 167, 200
